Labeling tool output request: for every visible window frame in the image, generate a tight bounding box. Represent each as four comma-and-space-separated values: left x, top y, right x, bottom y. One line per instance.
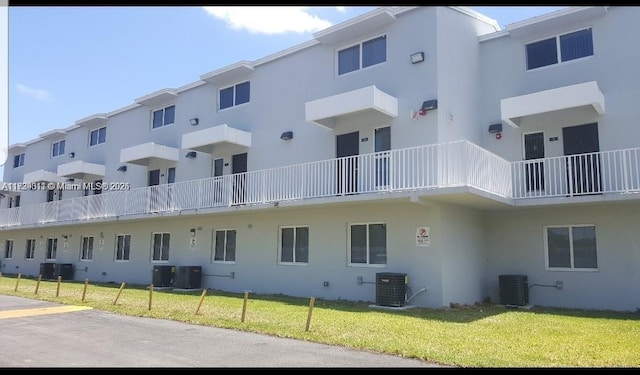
543, 224, 598, 271
89, 126, 107, 147
336, 34, 387, 76
525, 27, 594, 71
151, 105, 176, 129
218, 81, 250, 111
151, 232, 171, 263
115, 234, 132, 262
347, 222, 387, 267
212, 229, 236, 263
4, 239, 14, 259
46, 237, 58, 261
13, 153, 25, 168
52, 140, 66, 158
278, 226, 309, 265
79, 236, 94, 262
25, 239, 36, 260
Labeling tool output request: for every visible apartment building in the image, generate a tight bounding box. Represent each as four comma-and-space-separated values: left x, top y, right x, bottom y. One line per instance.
2, 6, 638, 311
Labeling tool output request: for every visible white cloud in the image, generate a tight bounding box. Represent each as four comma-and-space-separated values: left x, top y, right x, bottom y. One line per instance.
16, 83, 50, 101
335, 7, 346, 13
202, 6, 334, 34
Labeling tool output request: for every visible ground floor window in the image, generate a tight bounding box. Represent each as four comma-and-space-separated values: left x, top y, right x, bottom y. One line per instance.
213, 229, 236, 263
115, 234, 131, 261
80, 236, 94, 261
46, 238, 57, 260
349, 223, 386, 265
4, 239, 13, 259
545, 225, 598, 270
152, 232, 170, 262
25, 239, 36, 260
279, 226, 309, 264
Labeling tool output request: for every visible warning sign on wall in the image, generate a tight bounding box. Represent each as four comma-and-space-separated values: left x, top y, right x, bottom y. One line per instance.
416, 227, 430, 247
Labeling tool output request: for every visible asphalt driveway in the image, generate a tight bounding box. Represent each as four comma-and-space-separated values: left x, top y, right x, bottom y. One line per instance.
0, 295, 444, 368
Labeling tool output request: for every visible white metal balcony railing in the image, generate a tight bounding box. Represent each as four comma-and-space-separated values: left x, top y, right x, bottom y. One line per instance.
512, 148, 640, 199
1, 141, 640, 228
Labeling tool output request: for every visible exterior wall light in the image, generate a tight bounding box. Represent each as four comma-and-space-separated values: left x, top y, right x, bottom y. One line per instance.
410, 52, 425, 64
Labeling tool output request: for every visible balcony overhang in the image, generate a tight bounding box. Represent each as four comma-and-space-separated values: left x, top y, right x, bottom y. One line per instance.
313, 8, 396, 45
200, 61, 255, 85
134, 89, 178, 107
182, 124, 252, 154
500, 81, 605, 128
39, 129, 67, 139
23, 170, 66, 184
120, 142, 180, 166
57, 161, 106, 181
8, 143, 27, 152
75, 113, 108, 128
305, 85, 398, 130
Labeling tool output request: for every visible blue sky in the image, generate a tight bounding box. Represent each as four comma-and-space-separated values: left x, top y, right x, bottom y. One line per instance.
2, 6, 566, 174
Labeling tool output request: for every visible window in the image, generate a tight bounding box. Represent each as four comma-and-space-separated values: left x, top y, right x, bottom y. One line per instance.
219, 81, 250, 110
152, 105, 175, 129
213, 229, 236, 262
80, 236, 94, 261
13, 153, 25, 168
338, 35, 386, 75
279, 226, 309, 264
46, 238, 57, 260
545, 225, 598, 270
90, 127, 107, 146
526, 28, 593, 70
115, 234, 131, 261
4, 239, 13, 259
9, 195, 20, 208
152, 232, 170, 262
52, 140, 66, 157
349, 223, 386, 265
25, 239, 36, 260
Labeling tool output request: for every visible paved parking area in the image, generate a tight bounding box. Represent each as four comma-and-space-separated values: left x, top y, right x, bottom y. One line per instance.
0, 295, 445, 368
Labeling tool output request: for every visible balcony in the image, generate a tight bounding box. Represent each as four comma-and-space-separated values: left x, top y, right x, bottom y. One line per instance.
120, 142, 180, 166
182, 124, 251, 154
305, 85, 398, 130
1, 141, 639, 228
57, 161, 106, 181
501, 81, 605, 128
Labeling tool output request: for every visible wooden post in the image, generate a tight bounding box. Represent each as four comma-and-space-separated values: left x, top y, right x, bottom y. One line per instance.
305, 297, 316, 332
81, 278, 89, 301
113, 282, 126, 305
195, 289, 208, 315
148, 283, 154, 311
56, 276, 61, 297
241, 290, 249, 322
34, 274, 42, 295
14, 273, 22, 292
0, 271, 3, 282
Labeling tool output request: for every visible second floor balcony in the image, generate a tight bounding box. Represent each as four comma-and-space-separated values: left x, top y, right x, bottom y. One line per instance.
2, 140, 639, 228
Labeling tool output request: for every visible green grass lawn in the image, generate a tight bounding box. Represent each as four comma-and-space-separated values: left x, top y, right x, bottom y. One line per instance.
1, 274, 639, 367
